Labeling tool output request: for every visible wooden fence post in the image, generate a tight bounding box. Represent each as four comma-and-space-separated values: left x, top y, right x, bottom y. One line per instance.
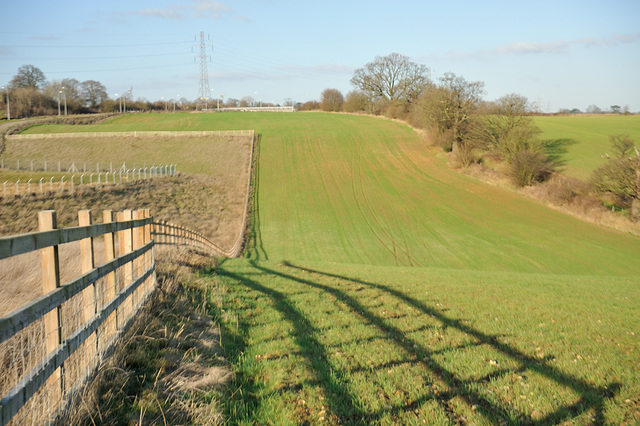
103, 210, 117, 343
132, 210, 144, 309
38, 210, 63, 404
79, 210, 95, 320
118, 210, 134, 322
79, 210, 98, 368
144, 209, 152, 296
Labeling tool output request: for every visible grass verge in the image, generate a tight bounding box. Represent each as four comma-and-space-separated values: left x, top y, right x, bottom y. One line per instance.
62, 248, 231, 425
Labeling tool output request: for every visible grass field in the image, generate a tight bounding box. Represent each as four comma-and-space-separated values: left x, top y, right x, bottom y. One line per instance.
534, 115, 640, 180
22, 112, 640, 423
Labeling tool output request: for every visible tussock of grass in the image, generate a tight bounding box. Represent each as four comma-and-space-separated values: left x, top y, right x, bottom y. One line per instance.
63, 248, 231, 425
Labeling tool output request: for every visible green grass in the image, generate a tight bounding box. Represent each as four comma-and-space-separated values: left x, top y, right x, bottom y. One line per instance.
22, 112, 640, 423
535, 115, 640, 180
212, 259, 639, 424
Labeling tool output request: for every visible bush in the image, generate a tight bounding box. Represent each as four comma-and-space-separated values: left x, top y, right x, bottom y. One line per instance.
590, 134, 640, 221
526, 175, 589, 205
385, 102, 410, 120
510, 151, 554, 187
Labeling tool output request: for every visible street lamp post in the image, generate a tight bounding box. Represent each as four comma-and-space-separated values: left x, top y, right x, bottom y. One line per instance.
1, 86, 10, 120
61, 86, 67, 115
125, 90, 130, 112
57, 91, 61, 116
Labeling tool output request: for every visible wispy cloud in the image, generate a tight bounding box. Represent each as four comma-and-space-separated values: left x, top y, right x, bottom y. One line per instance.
127, 8, 184, 19
276, 64, 355, 75
447, 32, 640, 59
120, 0, 241, 21
491, 40, 570, 55
185, 0, 233, 19
28, 35, 59, 41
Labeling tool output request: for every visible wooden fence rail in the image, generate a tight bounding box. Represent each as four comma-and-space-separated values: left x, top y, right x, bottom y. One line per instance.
0, 209, 226, 425
6, 130, 255, 140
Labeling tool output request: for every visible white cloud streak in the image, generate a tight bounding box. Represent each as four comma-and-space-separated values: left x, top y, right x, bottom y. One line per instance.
448, 32, 640, 59
120, 0, 238, 20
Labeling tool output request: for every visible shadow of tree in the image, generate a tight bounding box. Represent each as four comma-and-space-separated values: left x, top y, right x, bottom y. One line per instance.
542, 138, 579, 170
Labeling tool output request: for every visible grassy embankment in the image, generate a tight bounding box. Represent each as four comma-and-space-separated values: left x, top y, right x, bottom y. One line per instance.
26, 113, 640, 424
1, 117, 253, 424
0, 125, 251, 322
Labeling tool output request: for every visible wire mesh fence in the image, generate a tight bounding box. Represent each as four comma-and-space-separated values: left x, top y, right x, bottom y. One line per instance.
0, 158, 177, 175
0, 209, 155, 425
1, 165, 177, 199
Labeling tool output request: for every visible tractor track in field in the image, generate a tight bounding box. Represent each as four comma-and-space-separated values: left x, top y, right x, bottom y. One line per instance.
349, 140, 423, 267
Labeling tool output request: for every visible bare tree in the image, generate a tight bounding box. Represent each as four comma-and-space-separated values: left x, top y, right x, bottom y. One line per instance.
417, 73, 484, 162
591, 134, 640, 221
350, 53, 430, 106
9, 64, 47, 90
61, 78, 81, 104
80, 80, 108, 108
480, 93, 543, 161
320, 88, 344, 112
343, 90, 368, 113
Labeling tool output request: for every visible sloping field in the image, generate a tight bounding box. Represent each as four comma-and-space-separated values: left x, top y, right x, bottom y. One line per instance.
29, 113, 640, 274
534, 115, 640, 180
27, 112, 640, 423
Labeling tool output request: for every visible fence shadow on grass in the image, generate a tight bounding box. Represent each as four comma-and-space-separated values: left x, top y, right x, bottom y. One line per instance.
222, 260, 620, 424
282, 262, 621, 424
246, 134, 268, 262
216, 261, 368, 423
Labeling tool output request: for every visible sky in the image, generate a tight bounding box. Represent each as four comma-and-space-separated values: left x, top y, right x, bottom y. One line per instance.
1, 0, 639, 112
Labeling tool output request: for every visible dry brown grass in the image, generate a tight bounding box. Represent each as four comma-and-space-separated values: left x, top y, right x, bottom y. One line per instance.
519, 174, 640, 235
0, 172, 246, 318
0, 241, 106, 317
62, 248, 231, 425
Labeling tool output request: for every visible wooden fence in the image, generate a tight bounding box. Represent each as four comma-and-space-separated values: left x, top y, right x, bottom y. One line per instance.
6, 130, 255, 140
0, 209, 225, 425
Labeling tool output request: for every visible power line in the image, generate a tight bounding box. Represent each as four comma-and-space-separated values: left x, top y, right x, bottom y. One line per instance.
195, 31, 212, 110
8, 41, 192, 48
0, 63, 188, 75
8, 52, 190, 61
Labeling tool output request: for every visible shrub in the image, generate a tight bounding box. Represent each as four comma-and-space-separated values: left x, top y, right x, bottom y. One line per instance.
590, 134, 640, 221
510, 150, 554, 187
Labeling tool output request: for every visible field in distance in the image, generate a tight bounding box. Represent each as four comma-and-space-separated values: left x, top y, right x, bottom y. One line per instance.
24, 112, 640, 423
534, 115, 640, 180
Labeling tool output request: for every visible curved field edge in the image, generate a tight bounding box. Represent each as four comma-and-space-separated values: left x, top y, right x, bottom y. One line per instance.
534, 115, 640, 180
24, 112, 640, 276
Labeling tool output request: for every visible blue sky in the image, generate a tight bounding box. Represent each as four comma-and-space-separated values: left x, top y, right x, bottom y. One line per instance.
2, 0, 639, 111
